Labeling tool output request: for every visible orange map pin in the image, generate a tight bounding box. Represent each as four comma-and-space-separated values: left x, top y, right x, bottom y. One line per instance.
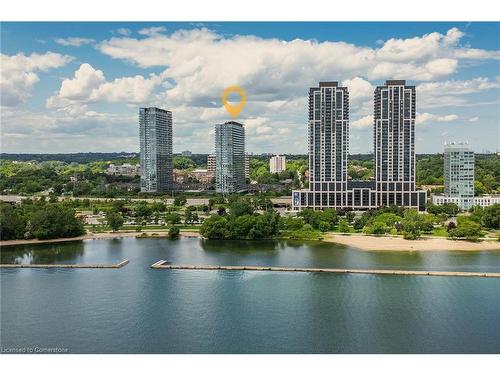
221, 86, 247, 118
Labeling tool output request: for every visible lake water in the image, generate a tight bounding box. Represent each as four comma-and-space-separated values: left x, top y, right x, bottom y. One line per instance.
1, 237, 500, 353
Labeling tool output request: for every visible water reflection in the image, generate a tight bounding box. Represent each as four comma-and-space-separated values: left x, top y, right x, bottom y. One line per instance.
200, 239, 280, 253
1, 242, 85, 264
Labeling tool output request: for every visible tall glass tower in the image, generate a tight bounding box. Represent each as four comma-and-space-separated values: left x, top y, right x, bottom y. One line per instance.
139, 107, 173, 192
444, 142, 475, 209
215, 121, 246, 193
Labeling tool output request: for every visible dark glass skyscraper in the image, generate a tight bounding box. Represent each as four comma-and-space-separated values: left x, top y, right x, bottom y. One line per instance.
309, 82, 349, 189
293, 80, 425, 211
139, 107, 173, 192
374, 80, 424, 207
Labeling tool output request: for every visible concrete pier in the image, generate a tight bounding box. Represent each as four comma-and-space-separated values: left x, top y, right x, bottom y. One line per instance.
0, 259, 130, 269
150, 260, 500, 278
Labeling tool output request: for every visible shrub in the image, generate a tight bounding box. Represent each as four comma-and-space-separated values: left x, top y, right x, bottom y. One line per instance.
318, 221, 330, 232
363, 221, 388, 235
168, 226, 180, 239
338, 219, 351, 233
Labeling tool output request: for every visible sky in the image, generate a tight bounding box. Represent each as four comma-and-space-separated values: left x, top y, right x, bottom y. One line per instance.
1, 22, 499, 154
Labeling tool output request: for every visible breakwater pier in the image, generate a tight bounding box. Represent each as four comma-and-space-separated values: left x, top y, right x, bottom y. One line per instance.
150, 260, 500, 278
0, 259, 130, 269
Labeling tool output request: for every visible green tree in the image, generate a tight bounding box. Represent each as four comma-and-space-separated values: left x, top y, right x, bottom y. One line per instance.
298, 208, 321, 228
229, 197, 254, 217
338, 219, 351, 233
346, 211, 355, 223
174, 195, 187, 206
184, 210, 199, 224
420, 214, 436, 233
151, 202, 166, 213
319, 208, 338, 227
191, 212, 199, 224
200, 215, 230, 239
253, 195, 273, 210
279, 216, 304, 231
372, 212, 401, 227
106, 211, 124, 232
363, 221, 388, 235
318, 221, 330, 232
168, 226, 180, 239
165, 212, 181, 225
248, 211, 280, 239
401, 209, 422, 240
0, 203, 26, 240
482, 204, 500, 229
134, 202, 153, 224
30, 204, 85, 240
448, 217, 482, 241
230, 215, 257, 238
474, 181, 487, 195
173, 156, 195, 170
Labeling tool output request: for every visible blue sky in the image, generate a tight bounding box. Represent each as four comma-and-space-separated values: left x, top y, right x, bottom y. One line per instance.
1, 22, 499, 154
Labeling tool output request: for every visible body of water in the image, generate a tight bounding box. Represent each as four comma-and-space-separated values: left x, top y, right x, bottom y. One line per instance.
1, 238, 500, 353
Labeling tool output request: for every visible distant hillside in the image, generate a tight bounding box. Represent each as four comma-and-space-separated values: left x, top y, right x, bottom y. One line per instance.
0, 153, 139, 164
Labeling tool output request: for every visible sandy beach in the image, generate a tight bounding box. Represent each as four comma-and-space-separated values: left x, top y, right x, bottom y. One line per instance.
324, 233, 500, 251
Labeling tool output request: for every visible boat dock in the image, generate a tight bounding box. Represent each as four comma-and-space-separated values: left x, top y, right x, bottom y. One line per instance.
150, 260, 500, 278
0, 259, 130, 269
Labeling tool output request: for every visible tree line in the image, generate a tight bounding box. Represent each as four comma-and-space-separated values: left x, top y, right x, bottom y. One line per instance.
0, 199, 85, 240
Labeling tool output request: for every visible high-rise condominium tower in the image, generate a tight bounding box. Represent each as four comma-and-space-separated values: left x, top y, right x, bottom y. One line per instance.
374, 80, 423, 207
215, 121, 246, 193
139, 107, 173, 192
293, 80, 425, 211
294, 81, 352, 208
309, 82, 349, 192
443, 142, 475, 209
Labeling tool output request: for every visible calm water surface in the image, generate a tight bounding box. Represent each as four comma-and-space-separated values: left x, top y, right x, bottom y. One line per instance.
1, 237, 500, 353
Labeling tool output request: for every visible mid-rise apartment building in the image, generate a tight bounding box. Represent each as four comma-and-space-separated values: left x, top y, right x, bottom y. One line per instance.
270, 155, 286, 174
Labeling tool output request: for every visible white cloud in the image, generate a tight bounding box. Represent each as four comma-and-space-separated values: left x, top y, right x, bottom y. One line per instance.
54, 37, 95, 47
419, 77, 500, 96
116, 28, 131, 36
418, 77, 500, 108
0, 52, 73, 106
97, 26, 497, 153
5, 26, 500, 154
1, 107, 137, 153
351, 115, 372, 129
342, 77, 374, 116
59, 63, 105, 100
416, 112, 459, 125
469, 116, 479, 122
342, 77, 374, 101
98, 27, 499, 110
138, 26, 166, 36
46, 63, 162, 110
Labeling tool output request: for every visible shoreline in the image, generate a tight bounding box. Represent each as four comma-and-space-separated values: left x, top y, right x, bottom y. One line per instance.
0, 230, 200, 247
323, 233, 500, 251
1, 230, 499, 252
